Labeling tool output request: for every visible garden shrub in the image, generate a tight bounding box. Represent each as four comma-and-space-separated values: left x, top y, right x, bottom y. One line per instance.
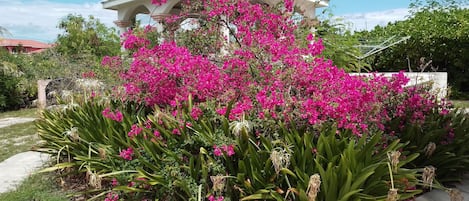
105, 3, 412, 137
0, 50, 39, 109
0, 65, 23, 111
36, 96, 148, 190
384, 95, 469, 183
37, 96, 421, 200
119, 101, 422, 200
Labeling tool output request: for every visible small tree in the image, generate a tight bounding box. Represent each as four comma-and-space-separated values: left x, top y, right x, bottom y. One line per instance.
48, 14, 122, 82
56, 14, 120, 59
0, 49, 24, 111
0, 26, 10, 38
355, 0, 469, 98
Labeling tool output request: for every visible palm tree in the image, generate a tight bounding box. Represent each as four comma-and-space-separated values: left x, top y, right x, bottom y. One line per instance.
0, 26, 11, 37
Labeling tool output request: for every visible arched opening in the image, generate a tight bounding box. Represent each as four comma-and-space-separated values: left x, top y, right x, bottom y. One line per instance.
129, 5, 152, 29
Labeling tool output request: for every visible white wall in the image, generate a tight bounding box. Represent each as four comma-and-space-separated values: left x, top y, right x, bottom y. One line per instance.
349, 72, 448, 99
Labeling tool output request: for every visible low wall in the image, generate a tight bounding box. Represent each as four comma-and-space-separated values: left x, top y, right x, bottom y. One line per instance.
37, 78, 105, 109
37, 73, 448, 109
349, 72, 448, 99
37, 79, 51, 110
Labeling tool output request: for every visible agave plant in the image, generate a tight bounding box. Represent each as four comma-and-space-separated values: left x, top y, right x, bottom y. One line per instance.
233, 122, 421, 201
94, 98, 423, 201
35, 95, 147, 196
387, 107, 469, 183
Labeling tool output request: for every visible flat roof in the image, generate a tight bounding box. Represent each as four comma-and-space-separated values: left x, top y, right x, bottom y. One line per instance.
102, 0, 150, 10
0, 39, 53, 48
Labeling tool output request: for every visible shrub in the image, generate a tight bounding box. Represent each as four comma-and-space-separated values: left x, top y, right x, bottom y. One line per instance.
105, 1, 414, 137
0, 66, 23, 111
37, 96, 422, 200
386, 101, 469, 183
36, 95, 148, 198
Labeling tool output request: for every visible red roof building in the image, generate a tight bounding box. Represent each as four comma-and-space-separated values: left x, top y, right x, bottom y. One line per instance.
0, 39, 53, 54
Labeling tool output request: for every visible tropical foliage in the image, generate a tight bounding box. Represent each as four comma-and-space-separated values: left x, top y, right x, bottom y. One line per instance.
0, 64, 23, 111
34, 0, 469, 200
0, 49, 34, 111
0, 26, 10, 37
0, 14, 120, 111
37, 96, 424, 200
355, 0, 469, 98
56, 14, 120, 58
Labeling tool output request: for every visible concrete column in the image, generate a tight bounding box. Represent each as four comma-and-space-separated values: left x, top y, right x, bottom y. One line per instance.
37, 79, 51, 110
114, 20, 132, 51
431, 72, 448, 99
150, 15, 166, 33
220, 15, 230, 55
151, 14, 168, 43
6, 46, 13, 54
113, 20, 132, 36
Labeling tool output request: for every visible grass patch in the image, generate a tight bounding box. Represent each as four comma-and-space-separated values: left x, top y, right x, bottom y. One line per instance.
0, 108, 71, 200
452, 100, 469, 108
0, 171, 69, 201
0, 108, 39, 162
0, 108, 38, 119
0, 122, 39, 162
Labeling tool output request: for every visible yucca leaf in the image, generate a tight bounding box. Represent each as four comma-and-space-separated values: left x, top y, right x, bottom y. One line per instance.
350, 169, 375, 191
36, 162, 79, 173
241, 193, 271, 200
279, 168, 296, 178
99, 170, 137, 177
113, 186, 151, 193
338, 189, 363, 201
338, 169, 353, 198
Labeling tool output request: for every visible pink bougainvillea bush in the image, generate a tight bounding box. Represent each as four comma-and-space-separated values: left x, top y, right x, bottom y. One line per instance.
102, 0, 420, 136
98, 0, 431, 198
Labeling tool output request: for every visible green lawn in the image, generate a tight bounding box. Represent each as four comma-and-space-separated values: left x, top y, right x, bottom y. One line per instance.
0, 108, 39, 162
452, 100, 469, 108
0, 122, 39, 162
0, 171, 69, 201
0, 108, 38, 119
0, 108, 71, 200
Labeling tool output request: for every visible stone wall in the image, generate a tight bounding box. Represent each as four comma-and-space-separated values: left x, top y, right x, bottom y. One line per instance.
37, 78, 105, 109
37, 80, 51, 110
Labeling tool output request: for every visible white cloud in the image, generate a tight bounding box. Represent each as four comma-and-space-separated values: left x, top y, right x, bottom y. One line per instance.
0, 1, 117, 43
335, 8, 410, 31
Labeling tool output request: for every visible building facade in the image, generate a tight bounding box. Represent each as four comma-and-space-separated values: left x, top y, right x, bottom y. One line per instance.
0, 39, 53, 54
102, 0, 330, 34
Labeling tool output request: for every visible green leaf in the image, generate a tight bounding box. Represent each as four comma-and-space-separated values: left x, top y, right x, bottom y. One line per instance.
113, 186, 151, 193
350, 169, 375, 191
35, 162, 79, 173
338, 189, 363, 201
280, 168, 296, 178
241, 193, 271, 200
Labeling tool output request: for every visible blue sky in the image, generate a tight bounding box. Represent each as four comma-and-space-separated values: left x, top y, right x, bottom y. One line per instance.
0, 0, 413, 43
43, 0, 413, 15
329, 0, 410, 15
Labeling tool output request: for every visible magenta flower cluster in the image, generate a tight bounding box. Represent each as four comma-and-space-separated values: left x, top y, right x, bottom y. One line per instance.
104, 192, 119, 201
213, 144, 235, 157
119, 147, 134, 161
151, 0, 167, 6
208, 195, 224, 201
128, 124, 143, 138
102, 108, 123, 122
